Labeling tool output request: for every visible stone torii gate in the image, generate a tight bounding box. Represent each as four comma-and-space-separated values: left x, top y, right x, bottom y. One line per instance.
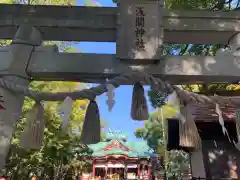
0, 1, 240, 178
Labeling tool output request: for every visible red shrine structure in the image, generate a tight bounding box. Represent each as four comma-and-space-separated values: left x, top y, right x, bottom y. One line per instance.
80, 131, 161, 180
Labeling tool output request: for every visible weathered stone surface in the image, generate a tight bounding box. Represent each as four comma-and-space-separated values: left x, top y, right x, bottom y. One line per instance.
0, 4, 239, 44
117, 0, 163, 60
24, 51, 240, 84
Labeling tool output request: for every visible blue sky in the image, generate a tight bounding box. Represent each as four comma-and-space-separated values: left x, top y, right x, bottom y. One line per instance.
75, 0, 155, 141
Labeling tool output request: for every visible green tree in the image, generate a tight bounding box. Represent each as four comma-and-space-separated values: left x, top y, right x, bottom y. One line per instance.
0, 1, 106, 179
4, 63, 90, 179
84, 0, 101, 6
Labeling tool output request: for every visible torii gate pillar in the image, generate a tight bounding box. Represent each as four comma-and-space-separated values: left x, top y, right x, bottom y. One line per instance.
0, 25, 42, 169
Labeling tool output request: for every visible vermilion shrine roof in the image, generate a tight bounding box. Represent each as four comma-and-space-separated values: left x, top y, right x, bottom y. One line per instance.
82, 131, 156, 158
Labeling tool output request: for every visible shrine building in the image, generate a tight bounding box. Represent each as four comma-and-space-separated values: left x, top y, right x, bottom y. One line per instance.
167, 100, 240, 179
80, 131, 160, 180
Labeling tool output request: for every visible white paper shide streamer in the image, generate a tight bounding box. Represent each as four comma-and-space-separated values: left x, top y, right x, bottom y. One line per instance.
234, 109, 240, 150
235, 126, 240, 151
216, 103, 227, 135
168, 91, 186, 123
168, 91, 180, 107
59, 96, 73, 131
215, 103, 231, 142
106, 84, 115, 112
176, 110, 187, 124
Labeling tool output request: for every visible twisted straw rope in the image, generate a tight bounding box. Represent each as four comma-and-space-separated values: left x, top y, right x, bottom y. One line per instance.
0, 72, 170, 101
0, 72, 240, 107
174, 87, 240, 107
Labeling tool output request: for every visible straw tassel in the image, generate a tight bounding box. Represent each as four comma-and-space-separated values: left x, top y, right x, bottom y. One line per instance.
20, 101, 45, 149
80, 100, 101, 144
178, 104, 200, 151
131, 83, 149, 120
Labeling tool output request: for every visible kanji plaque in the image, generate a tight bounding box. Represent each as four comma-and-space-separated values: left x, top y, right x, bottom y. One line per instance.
117, 0, 164, 61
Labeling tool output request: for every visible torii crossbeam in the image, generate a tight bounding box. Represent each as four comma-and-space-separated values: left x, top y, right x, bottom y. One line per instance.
0, 4, 240, 84
1, 47, 240, 84
0, 4, 239, 44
